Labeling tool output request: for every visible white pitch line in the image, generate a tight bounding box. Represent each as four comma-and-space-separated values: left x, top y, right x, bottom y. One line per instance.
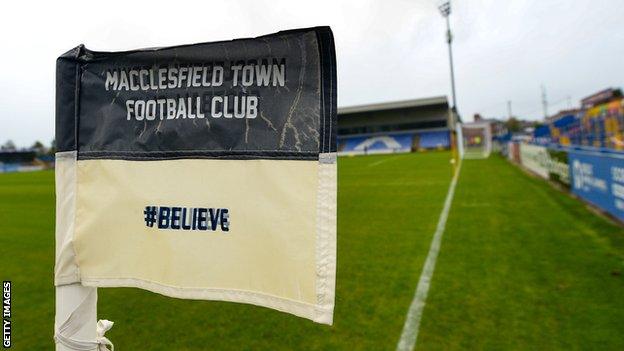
396, 160, 462, 351
368, 155, 400, 168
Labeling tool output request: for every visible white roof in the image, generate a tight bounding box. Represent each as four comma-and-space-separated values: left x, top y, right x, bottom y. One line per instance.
338, 96, 449, 115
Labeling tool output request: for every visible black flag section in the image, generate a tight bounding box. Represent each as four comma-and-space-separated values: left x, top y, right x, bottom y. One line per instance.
56, 27, 336, 160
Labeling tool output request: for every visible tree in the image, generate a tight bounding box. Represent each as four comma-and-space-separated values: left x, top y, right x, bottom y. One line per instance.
505, 117, 522, 133
49, 138, 56, 154
32, 140, 46, 154
1, 140, 16, 151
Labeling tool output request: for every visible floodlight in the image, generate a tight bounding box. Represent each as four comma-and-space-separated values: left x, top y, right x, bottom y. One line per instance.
438, 1, 451, 17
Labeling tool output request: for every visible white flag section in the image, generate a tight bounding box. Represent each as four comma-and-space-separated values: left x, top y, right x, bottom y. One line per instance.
54, 27, 337, 350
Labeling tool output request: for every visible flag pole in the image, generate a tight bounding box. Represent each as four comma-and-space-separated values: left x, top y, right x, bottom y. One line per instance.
54, 284, 99, 351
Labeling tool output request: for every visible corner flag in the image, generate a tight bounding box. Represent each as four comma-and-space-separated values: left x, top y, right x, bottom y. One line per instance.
55, 27, 337, 326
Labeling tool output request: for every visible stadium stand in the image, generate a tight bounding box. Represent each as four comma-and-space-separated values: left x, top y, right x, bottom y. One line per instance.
535, 88, 624, 150
416, 131, 450, 149
0, 150, 46, 173
338, 133, 413, 155
337, 96, 458, 155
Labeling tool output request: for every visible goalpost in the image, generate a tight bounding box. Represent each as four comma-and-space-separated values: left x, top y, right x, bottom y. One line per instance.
456, 122, 492, 159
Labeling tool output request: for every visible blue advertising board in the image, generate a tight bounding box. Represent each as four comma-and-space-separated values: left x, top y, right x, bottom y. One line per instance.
569, 150, 624, 221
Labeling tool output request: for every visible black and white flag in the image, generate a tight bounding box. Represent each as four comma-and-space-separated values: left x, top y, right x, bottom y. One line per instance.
55, 27, 337, 324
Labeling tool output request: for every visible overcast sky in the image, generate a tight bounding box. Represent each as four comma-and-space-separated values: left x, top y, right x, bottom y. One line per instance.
2, 0, 623, 147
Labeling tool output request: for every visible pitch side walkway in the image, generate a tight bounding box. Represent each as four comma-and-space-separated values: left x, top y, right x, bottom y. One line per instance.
413, 155, 624, 350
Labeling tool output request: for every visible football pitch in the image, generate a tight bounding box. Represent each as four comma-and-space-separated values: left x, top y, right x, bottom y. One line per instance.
1, 152, 624, 350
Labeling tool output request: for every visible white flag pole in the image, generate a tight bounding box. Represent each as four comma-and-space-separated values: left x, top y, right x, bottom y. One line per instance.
55, 284, 111, 351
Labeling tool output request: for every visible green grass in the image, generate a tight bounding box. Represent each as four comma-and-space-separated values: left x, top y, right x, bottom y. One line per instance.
0, 152, 452, 350
418, 155, 624, 350
1, 152, 623, 350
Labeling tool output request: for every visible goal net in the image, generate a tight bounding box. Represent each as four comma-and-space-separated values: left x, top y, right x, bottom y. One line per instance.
457, 122, 492, 159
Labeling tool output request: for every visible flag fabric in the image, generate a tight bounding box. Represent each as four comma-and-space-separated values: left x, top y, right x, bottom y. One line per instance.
55, 27, 337, 324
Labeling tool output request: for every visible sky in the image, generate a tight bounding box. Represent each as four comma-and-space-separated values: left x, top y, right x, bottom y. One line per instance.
1, 0, 623, 148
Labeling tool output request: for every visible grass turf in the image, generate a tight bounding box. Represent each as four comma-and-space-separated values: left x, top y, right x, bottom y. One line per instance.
0, 152, 452, 350
418, 155, 624, 350
1, 153, 623, 349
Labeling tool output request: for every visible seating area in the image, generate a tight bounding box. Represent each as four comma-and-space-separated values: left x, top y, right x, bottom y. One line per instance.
338, 134, 413, 155
0, 151, 47, 173
416, 131, 450, 149
337, 131, 450, 155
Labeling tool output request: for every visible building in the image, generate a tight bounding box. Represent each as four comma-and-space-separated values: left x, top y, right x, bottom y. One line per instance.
580, 88, 622, 110
0, 150, 46, 173
337, 96, 459, 155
